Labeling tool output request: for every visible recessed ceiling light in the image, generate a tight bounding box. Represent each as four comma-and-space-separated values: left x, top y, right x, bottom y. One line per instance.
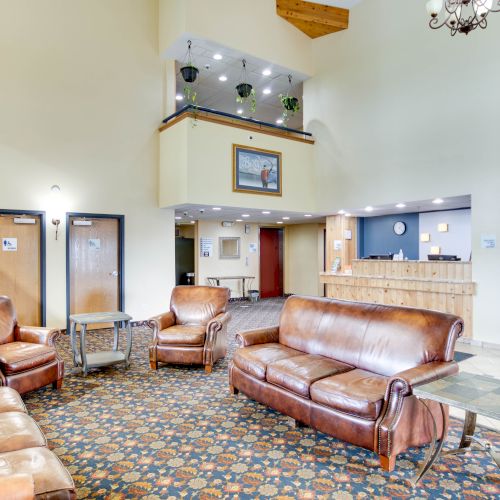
276, 119, 283, 125
236, 219, 243, 222
365, 206, 374, 212
338, 209, 345, 215
190, 221, 195, 224
212, 207, 221, 211
213, 53, 223, 60
277, 221, 283, 224
175, 94, 183, 101
263, 88, 271, 95
218, 75, 227, 82
242, 214, 250, 218
262, 211, 271, 214
237, 109, 243, 115
345, 213, 351, 217
396, 203, 406, 209
262, 69, 272, 76
282, 216, 290, 220
304, 214, 312, 217
432, 198, 444, 204
175, 216, 182, 220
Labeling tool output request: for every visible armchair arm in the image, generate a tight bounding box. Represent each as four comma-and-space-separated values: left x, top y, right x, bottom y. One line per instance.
203, 312, 231, 367
15, 325, 60, 346
206, 312, 231, 338
235, 325, 279, 347
0, 473, 35, 500
147, 311, 176, 344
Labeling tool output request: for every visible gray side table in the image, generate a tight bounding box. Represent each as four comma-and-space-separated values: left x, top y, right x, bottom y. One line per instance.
412, 372, 500, 486
69, 312, 133, 376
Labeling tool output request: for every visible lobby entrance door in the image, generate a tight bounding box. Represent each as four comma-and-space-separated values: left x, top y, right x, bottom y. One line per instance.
259, 227, 283, 298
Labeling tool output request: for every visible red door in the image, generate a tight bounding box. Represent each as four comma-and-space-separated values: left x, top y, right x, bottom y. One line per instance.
260, 228, 283, 298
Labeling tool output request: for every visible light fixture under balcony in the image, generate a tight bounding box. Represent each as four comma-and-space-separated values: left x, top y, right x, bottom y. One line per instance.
426, 0, 500, 35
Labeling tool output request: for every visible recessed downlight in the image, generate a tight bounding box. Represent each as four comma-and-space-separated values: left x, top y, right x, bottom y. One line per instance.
242, 214, 250, 218
263, 88, 271, 95
262, 69, 272, 76
213, 53, 223, 60
218, 75, 227, 82
237, 109, 243, 115
175, 216, 182, 220
396, 203, 406, 209
344, 213, 352, 217
304, 214, 312, 217
432, 198, 444, 204
282, 216, 290, 220
262, 211, 271, 214
175, 94, 183, 101
276, 119, 283, 125
338, 209, 345, 215
277, 221, 283, 224
365, 206, 374, 212
190, 221, 195, 224
212, 207, 221, 211
236, 219, 243, 222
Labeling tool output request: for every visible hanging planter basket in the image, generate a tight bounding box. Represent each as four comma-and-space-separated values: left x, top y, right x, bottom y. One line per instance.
282, 96, 299, 111
180, 65, 199, 83
236, 83, 253, 99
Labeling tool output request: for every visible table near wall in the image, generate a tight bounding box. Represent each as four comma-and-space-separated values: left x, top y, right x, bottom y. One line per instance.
320, 259, 475, 338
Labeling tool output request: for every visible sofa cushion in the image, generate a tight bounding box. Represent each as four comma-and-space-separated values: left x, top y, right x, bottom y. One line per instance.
310, 369, 388, 420
0, 387, 27, 413
266, 354, 354, 398
0, 412, 46, 453
0, 447, 75, 497
0, 342, 56, 375
157, 325, 206, 346
233, 343, 303, 380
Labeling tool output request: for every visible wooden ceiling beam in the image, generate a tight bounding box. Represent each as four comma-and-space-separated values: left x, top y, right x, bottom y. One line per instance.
276, 0, 349, 39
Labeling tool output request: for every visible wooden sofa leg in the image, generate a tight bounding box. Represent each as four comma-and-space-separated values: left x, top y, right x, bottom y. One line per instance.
380, 455, 396, 472
205, 365, 213, 374
229, 385, 239, 395
150, 360, 158, 370
52, 379, 63, 390
294, 419, 306, 428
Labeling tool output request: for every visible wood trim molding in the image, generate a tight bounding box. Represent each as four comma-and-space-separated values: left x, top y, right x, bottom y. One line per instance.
276, 0, 349, 39
159, 111, 315, 145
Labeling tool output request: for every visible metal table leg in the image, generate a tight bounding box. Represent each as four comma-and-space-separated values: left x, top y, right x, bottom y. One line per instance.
124, 320, 132, 368
113, 321, 119, 351
80, 323, 88, 376
70, 320, 78, 367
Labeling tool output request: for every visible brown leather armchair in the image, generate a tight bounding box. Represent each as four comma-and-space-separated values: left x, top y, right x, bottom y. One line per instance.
0, 296, 64, 394
148, 286, 231, 373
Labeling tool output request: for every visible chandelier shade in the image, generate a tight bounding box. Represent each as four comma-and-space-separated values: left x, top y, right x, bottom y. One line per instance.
426, 0, 500, 35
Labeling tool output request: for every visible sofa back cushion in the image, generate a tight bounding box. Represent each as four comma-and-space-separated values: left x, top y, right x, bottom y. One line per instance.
0, 296, 16, 345
278, 296, 463, 377
171, 286, 229, 326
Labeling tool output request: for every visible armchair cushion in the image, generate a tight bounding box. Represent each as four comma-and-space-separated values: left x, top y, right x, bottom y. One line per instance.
310, 369, 388, 420
157, 325, 206, 346
0, 343, 56, 375
0, 388, 27, 414
233, 344, 303, 380
0, 413, 46, 453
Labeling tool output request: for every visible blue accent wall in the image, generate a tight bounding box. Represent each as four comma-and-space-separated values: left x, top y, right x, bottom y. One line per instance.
359, 213, 419, 260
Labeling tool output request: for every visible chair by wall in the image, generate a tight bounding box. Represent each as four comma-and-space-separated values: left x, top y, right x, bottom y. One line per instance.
148, 286, 230, 373
0, 296, 64, 394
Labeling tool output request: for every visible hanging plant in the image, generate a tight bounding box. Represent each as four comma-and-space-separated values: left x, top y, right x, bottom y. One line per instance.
180, 40, 199, 83
279, 74, 300, 125
235, 59, 256, 114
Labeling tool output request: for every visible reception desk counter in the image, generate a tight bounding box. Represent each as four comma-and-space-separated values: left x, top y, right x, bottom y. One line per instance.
320, 260, 475, 337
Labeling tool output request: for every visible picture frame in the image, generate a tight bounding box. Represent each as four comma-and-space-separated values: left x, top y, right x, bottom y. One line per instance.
233, 144, 282, 196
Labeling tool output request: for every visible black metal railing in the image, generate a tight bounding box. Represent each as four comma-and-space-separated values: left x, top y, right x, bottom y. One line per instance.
162, 104, 313, 139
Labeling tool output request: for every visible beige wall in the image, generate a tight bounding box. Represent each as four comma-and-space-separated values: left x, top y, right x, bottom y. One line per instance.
196, 220, 259, 298
305, 0, 500, 344
0, 0, 175, 327
285, 224, 324, 297
160, 119, 316, 212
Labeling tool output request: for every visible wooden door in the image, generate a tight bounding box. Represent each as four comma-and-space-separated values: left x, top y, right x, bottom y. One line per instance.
260, 228, 283, 298
69, 217, 121, 326
0, 213, 42, 325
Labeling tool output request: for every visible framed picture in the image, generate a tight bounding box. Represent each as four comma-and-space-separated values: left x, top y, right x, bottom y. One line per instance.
233, 144, 282, 196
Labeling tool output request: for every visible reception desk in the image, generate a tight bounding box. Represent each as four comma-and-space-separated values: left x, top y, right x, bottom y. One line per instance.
320, 260, 475, 338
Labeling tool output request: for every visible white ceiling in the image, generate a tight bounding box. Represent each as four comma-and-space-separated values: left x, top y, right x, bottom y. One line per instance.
168, 37, 306, 130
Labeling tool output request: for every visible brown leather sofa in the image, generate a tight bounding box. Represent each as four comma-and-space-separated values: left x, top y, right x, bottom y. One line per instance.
149, 286, 231, 373
0, 386, 75, 499
0, 296, 64, 394
229, 295, 463, 471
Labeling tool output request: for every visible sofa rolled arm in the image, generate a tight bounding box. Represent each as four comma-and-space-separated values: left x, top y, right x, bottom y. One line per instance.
205, 312, 231, 347
147, 311, 176, 344
377, 360, 459, 457
236, 325, 279, 347
15, 326, 60, 346
0, 473, 35, 500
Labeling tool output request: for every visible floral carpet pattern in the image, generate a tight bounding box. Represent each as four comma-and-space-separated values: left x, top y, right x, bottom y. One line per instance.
24, 299, 499, 499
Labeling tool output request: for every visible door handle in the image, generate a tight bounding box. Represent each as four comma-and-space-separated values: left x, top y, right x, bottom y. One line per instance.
110, 271, 119, 277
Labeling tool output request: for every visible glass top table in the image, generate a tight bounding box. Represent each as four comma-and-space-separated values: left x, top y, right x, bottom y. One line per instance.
69, 311, 133, 376
412, 372, 500, 485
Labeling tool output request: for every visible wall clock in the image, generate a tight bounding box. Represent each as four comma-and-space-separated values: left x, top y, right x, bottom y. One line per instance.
393, 221, 406, 235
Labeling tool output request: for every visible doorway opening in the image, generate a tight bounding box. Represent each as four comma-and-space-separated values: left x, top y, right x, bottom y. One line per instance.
259, 227, 284, 298
175, 224, 195, 286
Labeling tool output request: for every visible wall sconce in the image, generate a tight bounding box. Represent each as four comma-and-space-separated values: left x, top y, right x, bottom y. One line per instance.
50, 185, 61, 240
430, 246, 441, 255
420, 233, 431, 242
438, 223, 448, 232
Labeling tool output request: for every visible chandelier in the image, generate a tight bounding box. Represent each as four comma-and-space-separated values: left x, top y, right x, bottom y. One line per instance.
426, 0, 500, 35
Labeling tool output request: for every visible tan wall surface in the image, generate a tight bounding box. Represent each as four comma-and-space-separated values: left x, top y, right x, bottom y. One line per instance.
0, 0, 175, 327
305, 0, 500, 344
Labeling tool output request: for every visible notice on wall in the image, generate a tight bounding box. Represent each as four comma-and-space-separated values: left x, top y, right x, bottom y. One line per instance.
334, 240, 342, 251
200, 237, 213, 257
344, 229, 352, 240
248, 243, 257, 253
2, 238, 17, 252
88, 239, 101, 250
481, 234, 496, 249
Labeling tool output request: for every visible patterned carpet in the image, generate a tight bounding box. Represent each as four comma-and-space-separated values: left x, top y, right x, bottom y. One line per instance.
23, 298, 499, 499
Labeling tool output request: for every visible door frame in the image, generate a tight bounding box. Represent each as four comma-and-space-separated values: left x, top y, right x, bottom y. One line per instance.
66, 212, 125, 331
0, 209, 47, 326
